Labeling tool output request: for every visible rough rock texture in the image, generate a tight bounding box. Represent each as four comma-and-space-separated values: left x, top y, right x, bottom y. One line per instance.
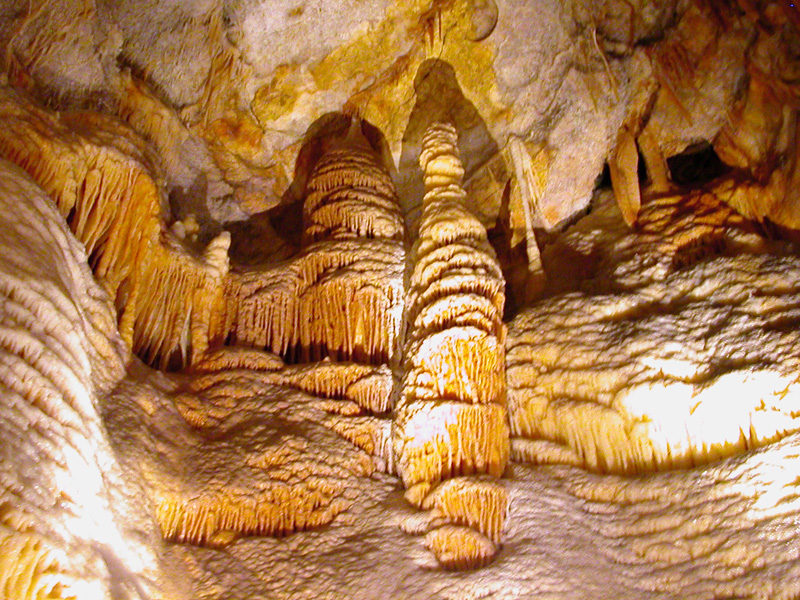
509, 189, 800, 473
1, 0, 800, 599
0, 158, 170, 599
4, 0, 795, 239
394, 122, 508, 568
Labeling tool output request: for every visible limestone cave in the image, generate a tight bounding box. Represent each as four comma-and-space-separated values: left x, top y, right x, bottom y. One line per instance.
1, 0, 800, 598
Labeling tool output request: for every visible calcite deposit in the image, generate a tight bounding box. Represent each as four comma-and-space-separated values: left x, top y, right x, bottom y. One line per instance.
1, 1, 800, 599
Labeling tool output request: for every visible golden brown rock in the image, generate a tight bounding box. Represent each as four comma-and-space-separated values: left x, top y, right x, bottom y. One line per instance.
223, 119, 405, 364
609, 125, 641, 227
4, 2, 800, 598
394, 122, 508, 568
425, 526, 496, 570
0, 525, 71, 600
0, 93, 404, 370
0, 88, 230, 370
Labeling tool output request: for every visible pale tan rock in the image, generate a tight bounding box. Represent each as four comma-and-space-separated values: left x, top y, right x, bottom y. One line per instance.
510, 190, 800, 474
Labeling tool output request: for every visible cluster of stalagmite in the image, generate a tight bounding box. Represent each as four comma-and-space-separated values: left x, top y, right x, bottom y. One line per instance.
0, 88, 403, 557
508, 188, 800, 474
139, 119, 404, 548
394, 123, 509, 568
0, 89, 405, 371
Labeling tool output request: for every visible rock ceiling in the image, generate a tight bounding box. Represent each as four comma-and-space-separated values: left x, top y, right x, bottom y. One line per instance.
1, 0, 800, 598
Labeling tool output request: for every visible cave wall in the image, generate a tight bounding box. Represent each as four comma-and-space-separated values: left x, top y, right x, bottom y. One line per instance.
3, 0, 796, 236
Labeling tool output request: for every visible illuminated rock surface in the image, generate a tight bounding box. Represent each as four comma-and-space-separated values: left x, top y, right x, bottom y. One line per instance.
394, 122, 508, 567
1, 1, 800, 599
509, 189, 800, 473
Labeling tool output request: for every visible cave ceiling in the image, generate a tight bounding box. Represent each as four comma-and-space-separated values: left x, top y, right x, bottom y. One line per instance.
2, 0, 800, 598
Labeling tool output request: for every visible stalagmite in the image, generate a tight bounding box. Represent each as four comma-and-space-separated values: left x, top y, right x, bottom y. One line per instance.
223, 118, 405, 365
0, 91, 403, 372
394, 122, 509, 568
303, 120, 403, 242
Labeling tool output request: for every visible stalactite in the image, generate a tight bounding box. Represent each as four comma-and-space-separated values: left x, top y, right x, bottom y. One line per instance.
609, 125, 641, 227
0, 91, 405, 372
179, 351, 394, 419
160, 350, 382, 550
394, 122, 509, 568
0, 88, 231, 370
279, 362, 393, 413
421, 476, 507, 542
322, 413, 394, 472
424, 526, 496, 570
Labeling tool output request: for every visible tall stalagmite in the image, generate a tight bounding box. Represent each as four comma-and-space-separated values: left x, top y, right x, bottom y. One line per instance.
394, 122, 509, 568
223, 119, 405, 365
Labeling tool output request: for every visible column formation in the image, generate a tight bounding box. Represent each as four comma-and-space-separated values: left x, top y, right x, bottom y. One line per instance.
394, 122, 509, 568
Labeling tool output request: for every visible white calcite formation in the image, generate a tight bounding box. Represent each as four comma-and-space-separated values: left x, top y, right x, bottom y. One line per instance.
0, 158, 167, 598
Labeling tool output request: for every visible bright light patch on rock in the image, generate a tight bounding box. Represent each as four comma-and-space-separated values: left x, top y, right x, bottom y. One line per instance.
508, 191, 800, 473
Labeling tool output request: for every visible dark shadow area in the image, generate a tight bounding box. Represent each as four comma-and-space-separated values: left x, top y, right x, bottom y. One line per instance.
667, 141, 731, 187
486, 180, 528, 319
167, 173, 223, 243
226, 206, 300, 266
